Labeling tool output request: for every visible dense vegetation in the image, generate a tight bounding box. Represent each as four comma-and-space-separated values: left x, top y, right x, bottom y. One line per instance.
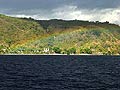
0, 14, 120, 55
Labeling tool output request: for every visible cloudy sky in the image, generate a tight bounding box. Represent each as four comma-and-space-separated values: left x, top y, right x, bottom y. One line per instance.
0, 0, 120, 24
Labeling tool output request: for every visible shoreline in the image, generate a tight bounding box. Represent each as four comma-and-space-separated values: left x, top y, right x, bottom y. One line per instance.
1, 54, 120, 56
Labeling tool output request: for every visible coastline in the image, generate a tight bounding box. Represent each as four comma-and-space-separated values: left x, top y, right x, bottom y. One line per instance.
1, 54, 120, 56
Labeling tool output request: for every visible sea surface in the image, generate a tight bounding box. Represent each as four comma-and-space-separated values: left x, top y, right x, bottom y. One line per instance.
0, 55, 120, 90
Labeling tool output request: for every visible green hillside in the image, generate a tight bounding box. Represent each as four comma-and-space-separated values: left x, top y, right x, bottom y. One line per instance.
0, 14, 120, 55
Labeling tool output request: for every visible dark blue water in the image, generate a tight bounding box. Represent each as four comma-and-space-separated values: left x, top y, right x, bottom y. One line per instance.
0, 55, 120, 90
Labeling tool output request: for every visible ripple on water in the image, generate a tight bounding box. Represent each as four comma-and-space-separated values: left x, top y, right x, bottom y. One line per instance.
0, 55, 120, 90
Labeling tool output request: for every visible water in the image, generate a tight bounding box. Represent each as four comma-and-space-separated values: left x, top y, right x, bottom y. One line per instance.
0, 55, 120, 90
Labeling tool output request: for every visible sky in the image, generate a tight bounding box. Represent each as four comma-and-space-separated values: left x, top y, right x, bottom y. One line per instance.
0, 0, 120, 24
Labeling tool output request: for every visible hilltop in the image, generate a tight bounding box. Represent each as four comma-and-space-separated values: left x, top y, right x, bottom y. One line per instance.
0, 14, 120, 55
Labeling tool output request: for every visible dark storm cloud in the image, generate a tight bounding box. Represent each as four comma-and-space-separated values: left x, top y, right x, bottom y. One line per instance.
0, 0, 120, 24
0, 0, 120, 10
73, 0, 120, 9
0, 0, 72, 10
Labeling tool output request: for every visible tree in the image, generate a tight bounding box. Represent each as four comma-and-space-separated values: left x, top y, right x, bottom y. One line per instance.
69, 48, 76, 54
53, 47, 62, 54
84, 48, 92, 54
66, 50, 70, 55
80, 48, 92, 54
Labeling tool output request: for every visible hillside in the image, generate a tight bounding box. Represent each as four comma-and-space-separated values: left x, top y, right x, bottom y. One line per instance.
0, 14, 120, 55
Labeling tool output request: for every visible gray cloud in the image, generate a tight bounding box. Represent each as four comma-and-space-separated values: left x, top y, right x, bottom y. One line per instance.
73, 0, 120, 9
0, 0, 120, 10
6, 5, 120, 25
0, 0, 72, 10
0, 0, 120, 24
